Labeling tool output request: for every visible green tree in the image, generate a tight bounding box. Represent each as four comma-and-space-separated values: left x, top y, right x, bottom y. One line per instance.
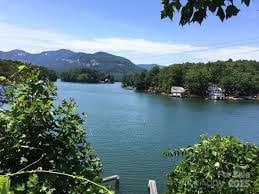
146, 66, 160, 87
185, 64, 212, 96
0, 66, 103, 193
122, 60, 259, 97
77, 73, 90, 83
161, 0, 252, 25
0, 59, 57, 82
38, 66, 58, 82
164, 135, 259, 194
157, 66, 176, 93
157, 64, 186, 92
134, 72, 148, 90
60, 68, 113, 84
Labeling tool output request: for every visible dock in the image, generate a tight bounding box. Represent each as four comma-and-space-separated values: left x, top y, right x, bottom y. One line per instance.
148, 180, 158, 194
103, 175, 120, 183
103, 176, 159, 194
103, 175, 120, 189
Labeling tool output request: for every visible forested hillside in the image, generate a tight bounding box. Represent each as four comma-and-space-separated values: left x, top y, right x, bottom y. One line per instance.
123, 60, 259, 97
60, 68, 114, 83
0, 59, 58, 81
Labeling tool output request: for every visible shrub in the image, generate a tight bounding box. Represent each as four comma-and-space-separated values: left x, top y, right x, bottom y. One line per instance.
0, 66, 105, 193
164, 135, 259, 194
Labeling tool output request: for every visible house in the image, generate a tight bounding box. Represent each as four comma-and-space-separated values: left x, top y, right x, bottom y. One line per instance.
207, 83, 225, 100
170, 86, 186, 98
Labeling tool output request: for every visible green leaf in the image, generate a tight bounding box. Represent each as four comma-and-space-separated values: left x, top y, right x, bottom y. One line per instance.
167, 6, 174, 20
226, 5, 240, 19
192, 9, 206, 24
242, 0, 251, 6
0, 76, 6, 82
209, 6, 217, 13
20, 156, 28, 164
27, 174, 39, 188
214, 162, 220, 168
173, 0, 182, 11
161, 10, 167, 19
0, 176, 10, 194
217, 7, 225, 22
14, 183, 25, 191
180, 4, 193, 25
17, 65, 27, 71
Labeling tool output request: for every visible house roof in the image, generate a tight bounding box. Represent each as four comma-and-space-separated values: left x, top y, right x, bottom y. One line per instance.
208, 84, 223, 91
171, 86, 186, 93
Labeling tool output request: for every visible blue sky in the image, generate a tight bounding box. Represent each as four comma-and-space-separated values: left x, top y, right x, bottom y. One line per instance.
0, 0, 259, 65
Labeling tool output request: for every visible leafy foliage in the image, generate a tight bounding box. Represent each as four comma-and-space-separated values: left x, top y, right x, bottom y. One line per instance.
0, 176, 10, 194
164, 135, 259, 193
161, 0, 252, 25
38, 66, 58, 82
184, 64, 212, 96
0, 66, 104, 193
122, 60, 259, 97
60, 68, 114, 83
0, 59, 57, 82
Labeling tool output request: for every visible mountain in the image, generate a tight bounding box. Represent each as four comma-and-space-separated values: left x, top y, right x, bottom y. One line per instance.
137, 64, 164, 71
0, 49, 144, 75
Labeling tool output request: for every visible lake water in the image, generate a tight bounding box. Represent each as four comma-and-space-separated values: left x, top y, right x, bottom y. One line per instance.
56, 81, 259, 194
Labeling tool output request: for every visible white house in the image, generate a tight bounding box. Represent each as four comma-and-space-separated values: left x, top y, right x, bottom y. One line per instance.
170, 86, 186, 98
208, 83, 225, 100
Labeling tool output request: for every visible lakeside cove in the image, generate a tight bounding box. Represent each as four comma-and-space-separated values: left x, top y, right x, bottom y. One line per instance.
2, 1, 259, 193
57, 82, 259, 193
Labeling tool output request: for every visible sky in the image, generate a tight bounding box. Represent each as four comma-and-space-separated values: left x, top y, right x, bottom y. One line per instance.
0, 0, 259, 65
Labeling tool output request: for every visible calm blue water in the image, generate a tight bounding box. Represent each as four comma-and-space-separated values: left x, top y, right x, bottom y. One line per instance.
56, 81, 259, 194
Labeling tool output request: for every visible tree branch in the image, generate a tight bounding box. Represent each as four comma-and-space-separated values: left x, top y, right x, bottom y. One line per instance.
3, 170, 113, 194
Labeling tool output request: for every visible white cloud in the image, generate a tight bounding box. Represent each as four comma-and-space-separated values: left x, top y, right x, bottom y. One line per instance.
0, 22, 204, 64
0, 23, 70, 52
195, 46, 259, 61
1, 22, 259, 65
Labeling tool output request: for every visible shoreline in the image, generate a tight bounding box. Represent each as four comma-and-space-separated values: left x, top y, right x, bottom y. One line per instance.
58, 80, 114, 84
123, 86, 259, 101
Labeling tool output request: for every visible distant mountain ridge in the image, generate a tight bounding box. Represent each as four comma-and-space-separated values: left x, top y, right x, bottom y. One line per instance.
137, 64, 164, 71
0, 49, 144, 75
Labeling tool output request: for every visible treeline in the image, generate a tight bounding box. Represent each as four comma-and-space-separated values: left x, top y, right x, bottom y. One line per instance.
60, 68, 114, 83
0, 59, 58, 81
122, 60, 259, 97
